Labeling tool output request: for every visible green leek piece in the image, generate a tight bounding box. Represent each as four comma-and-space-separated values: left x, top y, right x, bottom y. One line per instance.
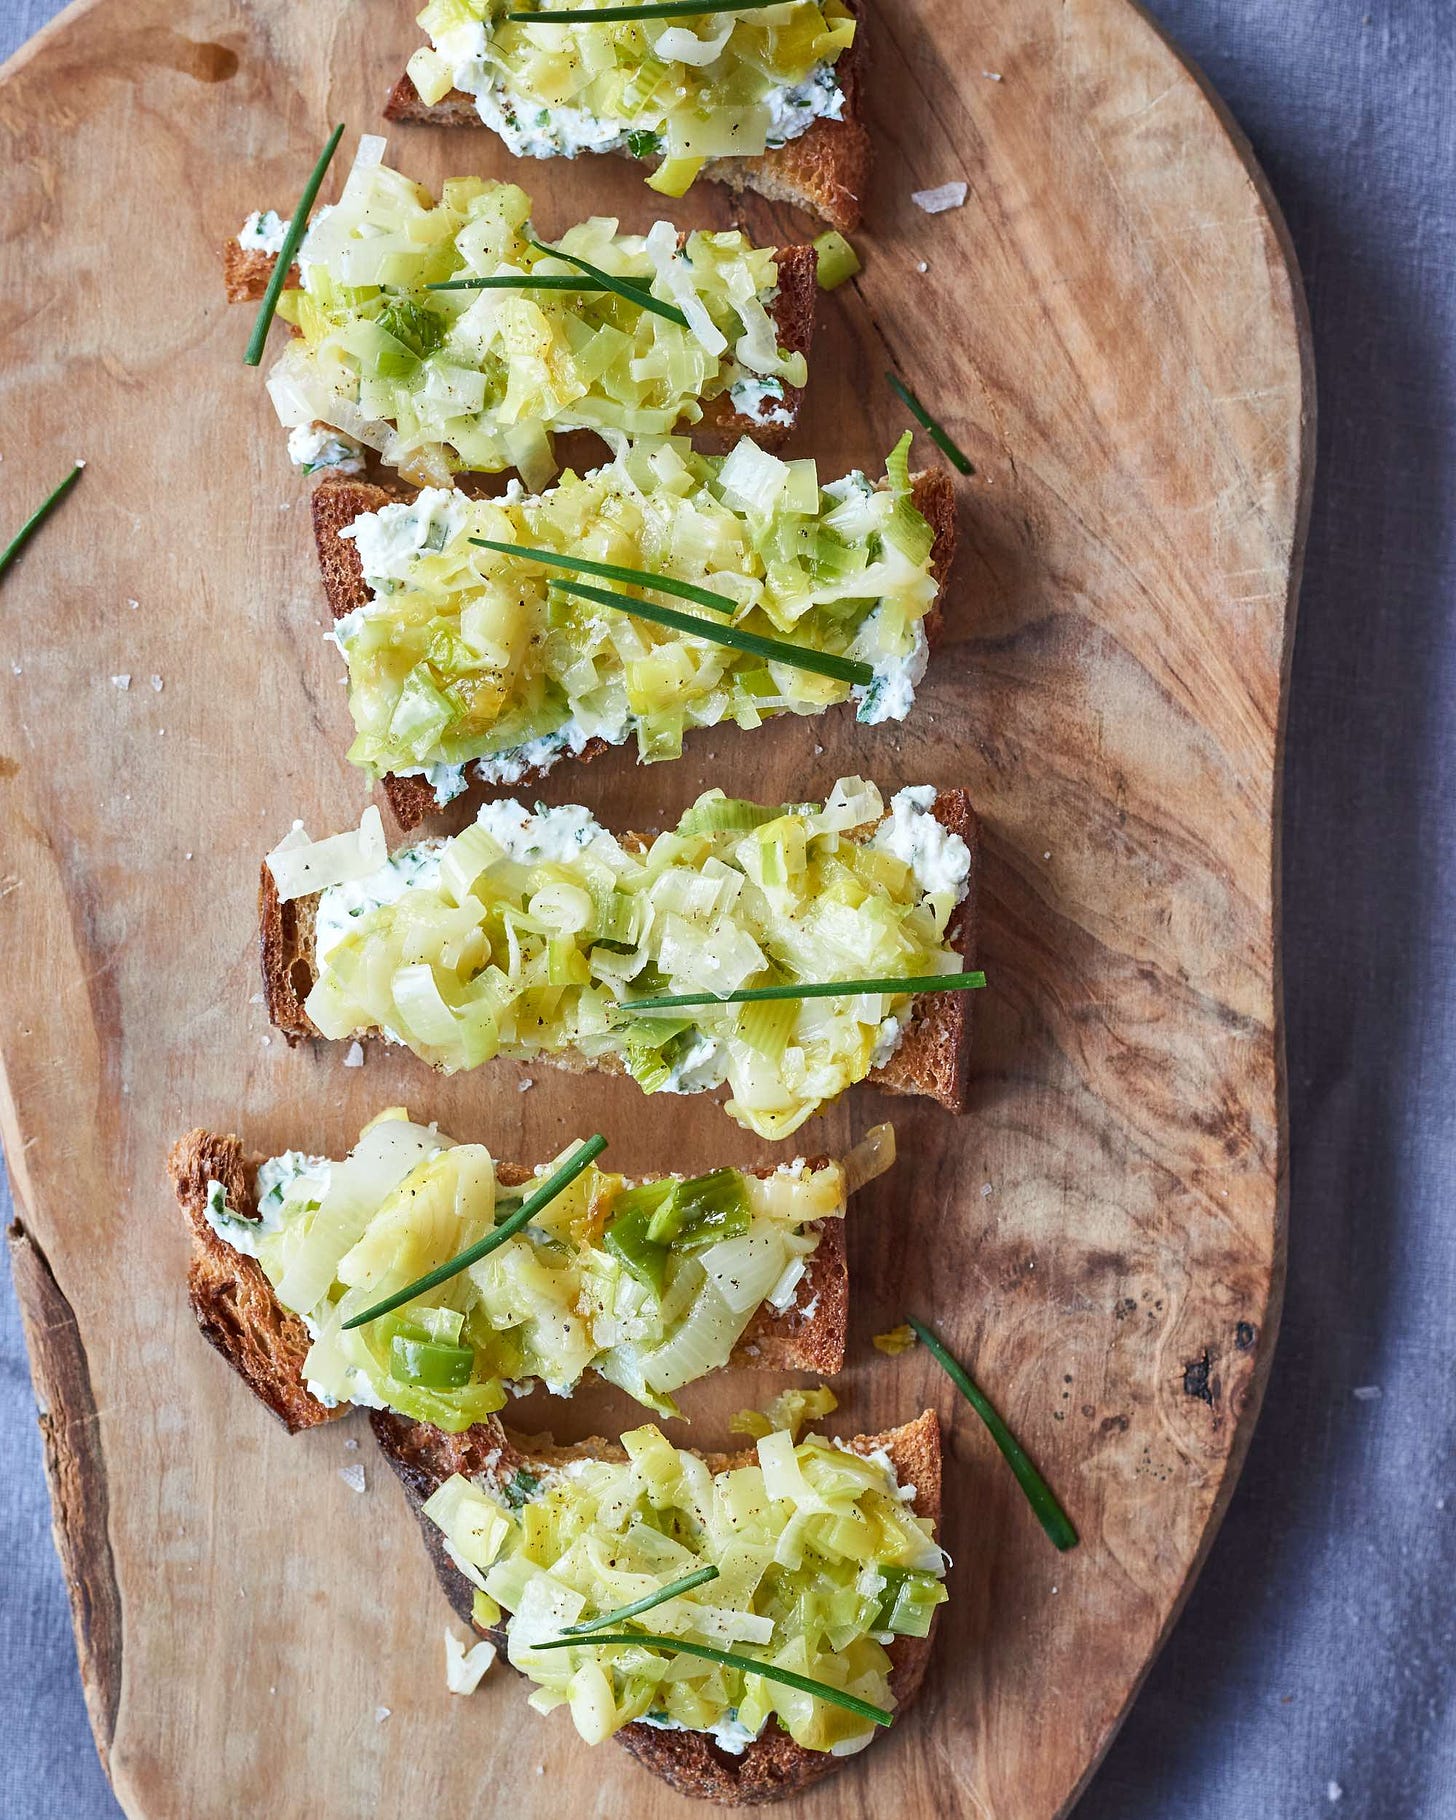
390, 1332, 475, 1389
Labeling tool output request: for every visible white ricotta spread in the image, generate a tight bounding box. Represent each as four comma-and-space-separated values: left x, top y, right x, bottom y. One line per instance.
315, 842, 444, 967
203, 1152, 328, 1260
238, 209, 288, 255
340, 489, 471, 591
660, 1031, 731, 1096
871, 785, 972, 903
474, 798, 606, 866
287, 422, 366, 476
728, 375, 794, 428
636, 1710, 767, 1756
455, 62, 842, 163
854, 619, 930, 725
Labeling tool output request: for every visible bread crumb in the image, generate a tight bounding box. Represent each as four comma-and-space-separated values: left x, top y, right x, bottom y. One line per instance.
344, 1040, 366, 1068
911, 181, 968, 214
338, 1463, 366, 1493
111, 674, 131, 690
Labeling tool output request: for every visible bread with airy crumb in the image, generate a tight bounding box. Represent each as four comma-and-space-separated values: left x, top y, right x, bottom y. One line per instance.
168, 1130, 848, 1434
309, 463, 958, 833
381, 0, 871, 234
370, 1404, 941, 1804
258, 787, 979, 1114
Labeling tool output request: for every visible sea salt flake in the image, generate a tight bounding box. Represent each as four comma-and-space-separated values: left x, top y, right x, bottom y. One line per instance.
338, 1463, 366, 1493
344, 1040, 366, 1068
912, 181, 968, 214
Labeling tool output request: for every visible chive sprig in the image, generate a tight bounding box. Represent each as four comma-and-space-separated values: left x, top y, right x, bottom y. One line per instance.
561, 1566, 721, 1636
908, 1317, 1078, 1552
622, 972, 987, 1012
342, 1136, 607, 1329
244, 123, 345, 368
532, 1631, 894, 1727
527, 239, 689, 327
886, 372, 975, 476
470, 538, 737, 615
550, 578, 874, 686
0, 462, 84, 580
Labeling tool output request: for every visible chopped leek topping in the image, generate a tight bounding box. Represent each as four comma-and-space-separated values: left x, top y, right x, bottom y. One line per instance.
526, 238, 689, 327
0, 462, 84, 580
422, 1424, 944, 1748
267, 149, 804, 485
908, 1317, 1079, 1552
506, 0, 792, 18
469, 538, 737, 615
206, 1113, 847, 1423
244, 123, 344, 368
622, 971, 986, 1010
343, 1135, 607, 1327
549, 578, 876, 687
886, 372, 975, 476
412, 0, 855, 197
333, 435, 940, 786
535, 1634, 894, 1728
561, 1565, 721, 1635
303, 782, 973, 1135
424, 275, 609, 293
729, 1383, 838, 1441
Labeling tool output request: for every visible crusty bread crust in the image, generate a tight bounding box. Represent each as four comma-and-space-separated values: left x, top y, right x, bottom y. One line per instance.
224, 238, 817, 453
170, 1132, 848, 1429
221, 238, 298, 304
382, 0, 870, 233
258, 784, 978, 1112
310, 463, 959, 834
167, 1131, 341, 1434
369, 1404, 941, 1804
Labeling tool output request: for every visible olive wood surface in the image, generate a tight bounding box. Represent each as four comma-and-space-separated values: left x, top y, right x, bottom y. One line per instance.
0, 0, 1311, 1814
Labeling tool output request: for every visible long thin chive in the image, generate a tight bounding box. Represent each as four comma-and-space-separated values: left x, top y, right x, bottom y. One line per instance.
245, 124, 345, 368
885, 372, 975, 476
527, 239, 690, 328
342, 1136, 607, 1329
425, 276, 609, 293
0, 463, 84, 580
507, 0, 788, 20
469, 538, 736, 615
621, 971, 988, 1013
907, 1317, 1078, 1552
551, 579, 874, 687
561, 1566, 721, 1636
532, 1632, 893, 1727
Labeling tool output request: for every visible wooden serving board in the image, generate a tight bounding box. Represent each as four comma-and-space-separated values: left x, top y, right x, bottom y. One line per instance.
0, 0, 1311, 1814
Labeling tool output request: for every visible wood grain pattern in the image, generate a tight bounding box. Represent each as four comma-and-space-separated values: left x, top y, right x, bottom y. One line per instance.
0, 0, 1311, 1816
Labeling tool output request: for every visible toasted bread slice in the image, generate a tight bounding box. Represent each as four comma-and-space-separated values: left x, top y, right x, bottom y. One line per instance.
259, 788, 979, 1113
168, 1130, 849, 1435
310, 465, 958, 833
382, 0, 870, 234
371, 1404, 940, 1803
222, 238, 817, 454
